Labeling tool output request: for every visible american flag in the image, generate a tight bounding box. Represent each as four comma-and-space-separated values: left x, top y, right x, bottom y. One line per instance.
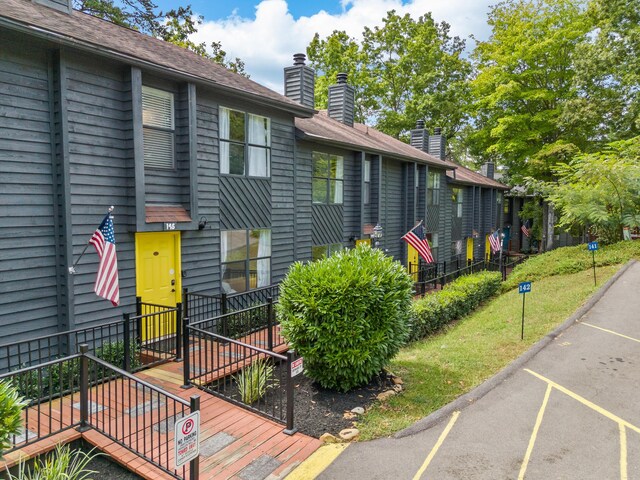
521, 221, 531, 238
89, 213, 119, 306
489, 230, 502, 254
402, 223, 434, 263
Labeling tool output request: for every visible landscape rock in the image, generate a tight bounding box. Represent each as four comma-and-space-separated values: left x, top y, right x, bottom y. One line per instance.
391, 376, 404, 385
350, 407, 365, 415
339, 428, 360, 441
319, 433, 339, 443
376, 390, 397, 402
392, 384, 403, 393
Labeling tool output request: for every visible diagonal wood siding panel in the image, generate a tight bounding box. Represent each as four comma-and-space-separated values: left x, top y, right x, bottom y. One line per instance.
312, 204, 343, 245
220, 176, 271, 229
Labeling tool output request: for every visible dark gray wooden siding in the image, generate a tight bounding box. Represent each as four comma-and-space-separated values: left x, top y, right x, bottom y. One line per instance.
380, 158, 403, 260
181, 94, 220, 295
270, 117, 296, 282
294, 146, 312, 262
142, 79, 190, 210
220, 177, 270, 229
312, 205, 344, 245
0, 39, 60, 340
64, 52, 137, 325
342, 152, 360, 243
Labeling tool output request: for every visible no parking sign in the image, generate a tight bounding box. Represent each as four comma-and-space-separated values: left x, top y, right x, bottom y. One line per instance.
175, 411, 200, 468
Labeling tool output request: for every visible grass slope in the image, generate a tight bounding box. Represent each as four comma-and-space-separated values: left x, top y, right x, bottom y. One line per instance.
356, 264, 621, 440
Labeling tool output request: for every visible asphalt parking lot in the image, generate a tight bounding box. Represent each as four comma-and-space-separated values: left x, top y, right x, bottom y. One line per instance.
317, 261, 640, 480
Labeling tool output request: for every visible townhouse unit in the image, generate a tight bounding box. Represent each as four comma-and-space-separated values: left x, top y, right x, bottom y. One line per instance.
0, 0, 508, 345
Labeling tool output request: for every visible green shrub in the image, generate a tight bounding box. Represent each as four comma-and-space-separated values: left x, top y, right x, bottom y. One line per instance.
9, 444, 101, 480
96, 340, 141, 371
409, 271, 502, 341
234, 358, 277, 404
277, 245, 413, 392
502, 240, 640, 292
0, 380, 26, 458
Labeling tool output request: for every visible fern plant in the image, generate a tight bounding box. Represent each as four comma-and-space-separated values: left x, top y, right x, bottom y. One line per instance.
234, 358, 277, 404
9, 444, 101, 480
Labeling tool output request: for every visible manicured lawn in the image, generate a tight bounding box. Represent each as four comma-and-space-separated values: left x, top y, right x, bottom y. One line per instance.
356, 264, 621, 440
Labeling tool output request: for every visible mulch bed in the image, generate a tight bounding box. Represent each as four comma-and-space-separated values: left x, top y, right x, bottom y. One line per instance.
290, 371, 397, 438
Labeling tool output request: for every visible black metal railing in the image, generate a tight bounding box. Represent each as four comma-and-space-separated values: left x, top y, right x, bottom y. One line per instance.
183, 285, 280, 324
0, 346, 199, 480
84, 349, 197, 479
187, 298, 284, 351
412, 254, 530, 296
0, 355, 83, 451
183, 317, 295, 433
413, 260, 487, 294
0, 300, 180, 375
133, 300, 182, 367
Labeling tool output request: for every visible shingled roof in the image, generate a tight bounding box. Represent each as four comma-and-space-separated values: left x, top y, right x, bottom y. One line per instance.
0, 0, 314, 117
296, 111, 456, 169
447, 164, 510, 190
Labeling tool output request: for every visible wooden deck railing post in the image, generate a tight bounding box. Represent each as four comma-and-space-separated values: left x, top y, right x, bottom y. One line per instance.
123, 313, 131, 372
182, 317, 191, 389
78, 344, 90, 432
136, 296, 142, 316
189, 395, 200, 480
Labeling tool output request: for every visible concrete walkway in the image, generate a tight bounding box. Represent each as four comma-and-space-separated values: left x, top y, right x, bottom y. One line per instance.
313, 260, 640, 480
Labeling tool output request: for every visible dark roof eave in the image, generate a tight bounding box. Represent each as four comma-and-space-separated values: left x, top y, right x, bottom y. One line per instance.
0, 16, 316, 119
296, 129, 456, 170
447, 176, 510, 190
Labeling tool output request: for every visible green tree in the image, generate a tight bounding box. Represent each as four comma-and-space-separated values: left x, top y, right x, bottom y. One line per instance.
539, 136, 640, 244
73, 0, 247, 75
468, 0, 590, 183
567, 0, 640, 143
307, 11, 471, 140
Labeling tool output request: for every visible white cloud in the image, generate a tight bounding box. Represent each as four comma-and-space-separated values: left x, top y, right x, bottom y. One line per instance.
191, 0, 492, 92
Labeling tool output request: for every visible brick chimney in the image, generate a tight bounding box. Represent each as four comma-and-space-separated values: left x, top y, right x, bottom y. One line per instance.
284, 53, 315, 109
32, 0, 72, 14
327, 73, 355, 127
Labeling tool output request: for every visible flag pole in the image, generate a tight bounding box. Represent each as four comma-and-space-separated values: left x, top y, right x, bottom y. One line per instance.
68, 206, 114, 275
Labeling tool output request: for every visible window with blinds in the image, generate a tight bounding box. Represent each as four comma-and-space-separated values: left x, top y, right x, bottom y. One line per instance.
142, 86, 175, 169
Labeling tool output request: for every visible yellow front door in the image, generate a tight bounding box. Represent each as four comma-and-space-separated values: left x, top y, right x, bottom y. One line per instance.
135, 232, 181, 341
485, 234, 491, 261
466, 237, 474, 263
407, 244, 419, 281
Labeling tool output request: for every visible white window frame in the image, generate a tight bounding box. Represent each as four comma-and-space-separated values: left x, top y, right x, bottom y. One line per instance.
142, 86, 175, 169
219, 107, 271, 178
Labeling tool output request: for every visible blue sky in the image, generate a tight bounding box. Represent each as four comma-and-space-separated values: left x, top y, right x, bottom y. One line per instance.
154, 0, 494, 92
155, 0, 345, 20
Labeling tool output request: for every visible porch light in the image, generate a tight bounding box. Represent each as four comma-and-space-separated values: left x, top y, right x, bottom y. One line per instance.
371, 223, 384, 248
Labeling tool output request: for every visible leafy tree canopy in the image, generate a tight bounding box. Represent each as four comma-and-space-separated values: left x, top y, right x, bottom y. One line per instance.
73, 0, 247, 75
535, 136, 640, 244
307, 10, 472, 140
467, 0, 591, 183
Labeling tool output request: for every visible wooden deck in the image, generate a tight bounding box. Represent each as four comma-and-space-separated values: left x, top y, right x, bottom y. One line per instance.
1, 329, 321, 480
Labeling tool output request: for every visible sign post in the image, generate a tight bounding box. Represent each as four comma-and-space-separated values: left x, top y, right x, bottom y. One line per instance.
588, 242, 598, 286
518, 282, 531, 340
